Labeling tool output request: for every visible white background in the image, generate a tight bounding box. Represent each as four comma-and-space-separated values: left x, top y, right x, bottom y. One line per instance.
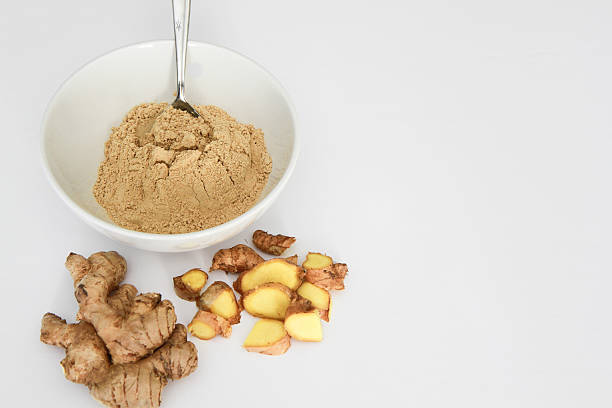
1, 0, 611, 406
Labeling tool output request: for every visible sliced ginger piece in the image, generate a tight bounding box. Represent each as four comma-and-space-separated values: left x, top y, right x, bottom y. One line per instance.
303, 252, 348, 290
303, 252, 333, 269
196, 281, 241, 324
173, 268, 208, 301
188, 310, 231, 340
243, 319, 291, 355
241, 283, 296, 320
234, 258, 304, 294
252, 230, 296, 256
188, 319, 217, 340
284, 298, 323, 342
210, 244, 264, 273
297, 282, 331, 322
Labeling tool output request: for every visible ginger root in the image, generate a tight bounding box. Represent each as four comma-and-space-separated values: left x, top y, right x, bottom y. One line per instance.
302, 252, 348, 290
243, 319, 291, 356
173, 268, 208, 301
42, 251, 198, 408
241, 283, 296, 320
40, 313, 110, 385
196, 281, 241, 324
188, 310, 232, 340
302, 252, 333, 270
41, 315, 197, 408
210, 244, 264, 273
252, 230, 296, 256
66, 252, 176, 364
284, 298, 323, 342
233, 258, 305, 294
90, 324, 197, 408
297, 282, 331, 322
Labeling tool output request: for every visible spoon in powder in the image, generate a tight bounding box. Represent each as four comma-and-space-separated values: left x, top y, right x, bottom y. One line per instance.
171, 0, 200, 118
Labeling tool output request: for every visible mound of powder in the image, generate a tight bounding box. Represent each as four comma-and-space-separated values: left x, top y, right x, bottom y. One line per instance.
93, 103, 272, 234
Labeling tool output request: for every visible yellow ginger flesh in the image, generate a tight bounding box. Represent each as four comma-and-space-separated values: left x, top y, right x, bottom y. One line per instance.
243, 319, 287, 348
188, 321, 217, 340
243, 286, 292, 320
285, 312, 323, 342
297, 282, 330, 310
240, 259, 303, 292
181, 269, 207, 290
209, 290, 239, 321
303, 252, 333, 269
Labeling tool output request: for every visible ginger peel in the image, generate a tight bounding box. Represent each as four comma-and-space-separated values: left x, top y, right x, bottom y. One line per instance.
252, 230, 296, 256
210, 244, 264, 273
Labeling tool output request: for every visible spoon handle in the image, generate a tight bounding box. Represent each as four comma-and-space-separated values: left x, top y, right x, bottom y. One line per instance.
172, 0, 192, 101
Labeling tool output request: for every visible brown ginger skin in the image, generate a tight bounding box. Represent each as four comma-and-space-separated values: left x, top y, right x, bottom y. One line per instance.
40, 313, 110, 385
107, 284, 139, 313
66, 252, 177, 364
210, 244, 264, 273
285, 297, 318, 318
305, 263, 348, 290
252, 230, 296, 256
42, 314, 197, 408
89, 324, 198, 408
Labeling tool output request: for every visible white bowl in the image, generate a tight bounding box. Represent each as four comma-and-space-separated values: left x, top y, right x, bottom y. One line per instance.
41, 40, 298, 252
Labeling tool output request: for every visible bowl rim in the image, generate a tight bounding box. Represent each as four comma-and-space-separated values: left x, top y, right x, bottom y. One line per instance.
40, 39, 299, 241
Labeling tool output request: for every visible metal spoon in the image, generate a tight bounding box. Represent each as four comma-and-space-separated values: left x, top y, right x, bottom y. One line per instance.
171, 0, 199, 117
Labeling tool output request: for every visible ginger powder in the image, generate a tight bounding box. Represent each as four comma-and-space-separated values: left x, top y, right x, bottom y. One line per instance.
93, 103, 272, 234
